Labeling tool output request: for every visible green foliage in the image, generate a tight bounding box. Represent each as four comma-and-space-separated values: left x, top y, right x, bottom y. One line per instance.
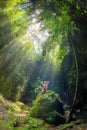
0, 0, 87, 122
46, 110, 65, 125
25, 117, 47, 130
0, 113, 19, 129
39, 3, 76, 69
0, 0, 29, 48
0, 113, 48, 130
67, 64, 76, 88
15, 101, 25, 110
29, 77, 43, 100
0, 93, 5, 103
5, 103, 21, 113
0, 0, 34, 101
30, 90, 65, 125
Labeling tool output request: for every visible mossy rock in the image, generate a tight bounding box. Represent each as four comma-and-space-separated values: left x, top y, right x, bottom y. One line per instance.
30, 90, 65, 125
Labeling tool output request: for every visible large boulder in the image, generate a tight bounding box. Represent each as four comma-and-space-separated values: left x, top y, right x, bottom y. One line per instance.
30, 90, 65, 125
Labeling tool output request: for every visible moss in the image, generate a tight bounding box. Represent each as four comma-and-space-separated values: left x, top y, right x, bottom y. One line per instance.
5, 103, 21, 113
23, 115, 49, 130
30, 90, 65, 125
15, 101, 25, 110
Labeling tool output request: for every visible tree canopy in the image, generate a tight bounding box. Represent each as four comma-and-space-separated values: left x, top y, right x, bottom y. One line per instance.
0, 0, 87, 122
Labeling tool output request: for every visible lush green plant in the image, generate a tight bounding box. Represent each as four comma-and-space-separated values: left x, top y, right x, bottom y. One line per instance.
15, 101, 25, 110
0, 114, 48, 130
27, 77, 43, 101
46, 111, 65, 125
0, 113, 19, 129
5, 103, 21, 113
0, 0, 35, 101
25, 116, 48, 130
29, 90, 65, 125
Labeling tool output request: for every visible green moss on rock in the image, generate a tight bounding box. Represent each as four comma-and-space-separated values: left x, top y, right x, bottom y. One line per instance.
30, 90, 65, 125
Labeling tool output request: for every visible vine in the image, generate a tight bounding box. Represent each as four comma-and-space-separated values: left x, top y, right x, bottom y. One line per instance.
67, 32, 79, 122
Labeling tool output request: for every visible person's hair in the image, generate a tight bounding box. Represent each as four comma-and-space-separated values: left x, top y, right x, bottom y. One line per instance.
43, 81, 48, 84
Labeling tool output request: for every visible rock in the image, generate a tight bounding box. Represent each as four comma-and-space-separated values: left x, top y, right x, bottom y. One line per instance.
0, 103, 8, 119
30, 90, 65, 125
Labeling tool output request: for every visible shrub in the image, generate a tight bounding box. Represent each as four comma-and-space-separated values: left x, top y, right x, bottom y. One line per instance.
46, 111, 65, 125
0, 113, 19, 129
25, 116, 48, 130
15, 101, 25, 110
5, 103, 21, 113
30, 90, 65, 125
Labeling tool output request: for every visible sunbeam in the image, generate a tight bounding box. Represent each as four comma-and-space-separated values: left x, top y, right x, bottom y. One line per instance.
25, 9, 49, 54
